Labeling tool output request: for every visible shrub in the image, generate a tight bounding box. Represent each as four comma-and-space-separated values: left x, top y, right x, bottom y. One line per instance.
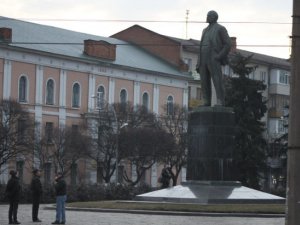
0, 182, 155, 204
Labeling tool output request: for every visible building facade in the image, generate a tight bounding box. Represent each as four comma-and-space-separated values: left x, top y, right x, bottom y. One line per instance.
0, 18, 190, 186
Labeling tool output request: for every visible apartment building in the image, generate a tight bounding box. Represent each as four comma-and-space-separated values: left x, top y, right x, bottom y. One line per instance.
0, 17, 190, 185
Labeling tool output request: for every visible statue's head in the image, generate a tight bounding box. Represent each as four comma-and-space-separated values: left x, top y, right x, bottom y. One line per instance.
206, 10, 218, 24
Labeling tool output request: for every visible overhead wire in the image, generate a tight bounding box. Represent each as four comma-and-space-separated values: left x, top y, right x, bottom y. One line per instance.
0, 17, 293, 25
0, 17, 292, 48
5, 42, 291, 48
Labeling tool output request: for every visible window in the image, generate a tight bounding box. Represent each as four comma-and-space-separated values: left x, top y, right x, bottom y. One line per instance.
71, 163, 77, 186
46, 79, 54, 105
72, 83, 80, 108
45, 122, 53, 143
44, 162, 51, 185
279, 71, 289, 84
72, 124, 79, 132
224, 65, 230, 76
117, 165, 124, 183
183, 58, 192, 72
120, 89, 127, 104
270, 95, 276, 108
97, 163, 103, 184
19, 76, 27, 102
142, 92, 149, 110
97, 86, 105, 109
278, 119, 288, 133
196, 88, 202, 100
17, 119, 26, 143
260, 71, 266, 83
248, 71, 255, 80
16, 160, 24, 183
167, 95, 174, 115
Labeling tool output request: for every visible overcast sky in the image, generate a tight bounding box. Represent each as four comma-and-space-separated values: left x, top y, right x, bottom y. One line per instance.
0, 0, 293, 58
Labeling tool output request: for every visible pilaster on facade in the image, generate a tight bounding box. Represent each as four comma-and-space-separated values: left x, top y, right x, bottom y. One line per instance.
59, 108, 67, 128
3, 59, 11, 99
153, 84, 159, 114
131, 164, 137, 182
151, 163, 158, 187
33, 120, 42, 169
35, 65, 43, 104
59, 69, 67, 127
88, 73, 96, 112
134, 81, 140, 106
109, 77, 115, 104
59, 69, 67, 107
0, 164, 8, 184
181, 167, 187, 182
183, 88, 189, 109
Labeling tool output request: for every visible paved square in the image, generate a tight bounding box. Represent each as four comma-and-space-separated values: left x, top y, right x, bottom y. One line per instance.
0, 204, 284, 225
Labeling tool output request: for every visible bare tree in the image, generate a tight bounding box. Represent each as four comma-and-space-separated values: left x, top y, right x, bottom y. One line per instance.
118, 127, 175, 186
87, 108, 118, 183
0, 99, 34, 173
35, 125, 90, 183
87, 102, 159, 184
160, 104, 188, 186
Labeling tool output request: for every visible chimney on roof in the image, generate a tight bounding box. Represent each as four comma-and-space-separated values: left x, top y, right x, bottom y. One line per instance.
0, 27, 12, 43
230, 37, 237, 52
84, 40, 116, 60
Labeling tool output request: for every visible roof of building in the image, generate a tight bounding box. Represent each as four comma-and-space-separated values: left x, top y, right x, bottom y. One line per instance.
169, 37, 291, 70
114, 24, 290, 71
0, 17, 188, 78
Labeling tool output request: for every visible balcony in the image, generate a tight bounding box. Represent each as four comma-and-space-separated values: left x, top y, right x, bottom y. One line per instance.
268, 108, 283, 118
269, 83, 290, 95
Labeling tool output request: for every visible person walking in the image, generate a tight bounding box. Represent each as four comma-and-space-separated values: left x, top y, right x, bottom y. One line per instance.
30, 169, 42, 222
52, 172, 67, 225
5, 170, 21, 224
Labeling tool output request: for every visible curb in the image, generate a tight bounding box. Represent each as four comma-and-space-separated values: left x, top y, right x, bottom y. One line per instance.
44, 205, 285, 218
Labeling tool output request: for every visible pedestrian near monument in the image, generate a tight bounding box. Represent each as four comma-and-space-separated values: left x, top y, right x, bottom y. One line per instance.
160, 166, 172, 188
52, 172, 67, 225
196, 10, 231, 106
5, 170, 21, 224
31, 168, 42, 222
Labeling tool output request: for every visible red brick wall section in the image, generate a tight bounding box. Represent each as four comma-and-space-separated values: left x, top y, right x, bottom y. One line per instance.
0, 27, 12, 42
84, 40, 116, 60
112, 25, 185, 70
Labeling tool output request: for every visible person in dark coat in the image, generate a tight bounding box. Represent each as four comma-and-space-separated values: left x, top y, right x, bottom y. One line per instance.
30, 169, 42, 222
5, 170, 21, 224
160, 166, 172, 188
52, 172, 67, 225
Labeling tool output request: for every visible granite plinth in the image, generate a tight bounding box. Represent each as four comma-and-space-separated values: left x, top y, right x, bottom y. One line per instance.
187, 106, 235, 181
135, 181, 285, 204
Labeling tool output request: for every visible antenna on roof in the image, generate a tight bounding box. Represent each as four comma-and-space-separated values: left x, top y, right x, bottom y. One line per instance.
185, 9, 190, 39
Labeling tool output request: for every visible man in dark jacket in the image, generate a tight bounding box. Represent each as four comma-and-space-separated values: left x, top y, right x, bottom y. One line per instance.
52, 172, 67, 225
30, 169, 42, 222
5, 170, 21, 224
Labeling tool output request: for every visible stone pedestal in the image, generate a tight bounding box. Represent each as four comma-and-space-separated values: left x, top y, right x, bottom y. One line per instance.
186, 106, 235, 181
135, 106, 285, 204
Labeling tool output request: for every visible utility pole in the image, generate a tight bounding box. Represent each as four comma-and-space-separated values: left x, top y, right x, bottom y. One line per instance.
185, 10, 189, 39
286, 1, 300, 224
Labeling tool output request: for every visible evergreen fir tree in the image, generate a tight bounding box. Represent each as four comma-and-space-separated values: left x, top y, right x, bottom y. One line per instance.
225, 53, 268, 189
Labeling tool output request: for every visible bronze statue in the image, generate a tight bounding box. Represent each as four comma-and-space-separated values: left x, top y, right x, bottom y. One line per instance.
196, 10, 231, 106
